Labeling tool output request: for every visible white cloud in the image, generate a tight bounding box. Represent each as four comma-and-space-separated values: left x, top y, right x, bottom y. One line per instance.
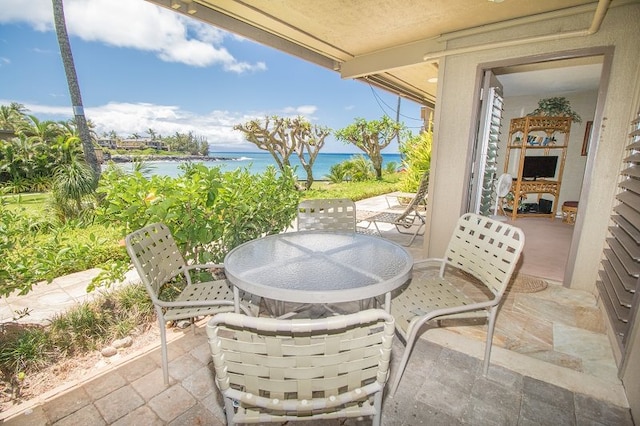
0, 0, 266, 72
0, 0, 52, 31
281, 105, 318, 120
1, 99, 265, 150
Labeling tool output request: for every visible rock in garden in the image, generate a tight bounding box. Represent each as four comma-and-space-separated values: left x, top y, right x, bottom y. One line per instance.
112, 336, 133, 349
101, 346, 117, 357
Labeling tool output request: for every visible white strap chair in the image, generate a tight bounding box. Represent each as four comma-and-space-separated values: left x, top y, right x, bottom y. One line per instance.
296, 198, 356, 232
388, 213, 525, 395
125, 222, 259, 385
207, 309, 395, 425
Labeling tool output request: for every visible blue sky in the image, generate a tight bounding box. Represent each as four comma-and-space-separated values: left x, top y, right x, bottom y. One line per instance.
0, 0, 423, 153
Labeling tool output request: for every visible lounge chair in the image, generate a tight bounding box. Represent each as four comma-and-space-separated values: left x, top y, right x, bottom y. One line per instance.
361, 172, 429, 245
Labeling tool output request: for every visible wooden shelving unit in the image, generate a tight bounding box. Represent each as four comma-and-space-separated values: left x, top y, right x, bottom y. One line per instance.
504, 116, 572, 220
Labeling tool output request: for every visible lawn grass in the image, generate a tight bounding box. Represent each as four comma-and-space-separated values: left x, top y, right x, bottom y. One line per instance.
303, 174, 403, 201
1, 193, 48, 215
3, 177, 403, 211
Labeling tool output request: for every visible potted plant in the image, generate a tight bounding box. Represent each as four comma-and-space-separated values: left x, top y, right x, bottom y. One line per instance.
528, 96, 582, 123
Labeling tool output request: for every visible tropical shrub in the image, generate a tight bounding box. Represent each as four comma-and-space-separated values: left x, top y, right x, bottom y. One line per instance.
325, 155, 375, 183
326, 162, 349, 183
399, 130, 432, 192
344, 155, 376, 182
0, 209, 124, 297
93, 163, 300, 287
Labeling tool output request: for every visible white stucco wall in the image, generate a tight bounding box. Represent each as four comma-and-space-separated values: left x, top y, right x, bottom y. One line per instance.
425, 3, 640, 295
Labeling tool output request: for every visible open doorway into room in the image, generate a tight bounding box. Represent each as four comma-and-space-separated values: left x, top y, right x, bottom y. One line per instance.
469, 53, 607, 283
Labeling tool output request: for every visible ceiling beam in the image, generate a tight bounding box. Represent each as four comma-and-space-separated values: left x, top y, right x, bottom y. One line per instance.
340, 38, 443, 79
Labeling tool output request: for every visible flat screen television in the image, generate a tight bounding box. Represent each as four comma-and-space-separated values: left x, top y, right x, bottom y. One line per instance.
522, 156, 558, 180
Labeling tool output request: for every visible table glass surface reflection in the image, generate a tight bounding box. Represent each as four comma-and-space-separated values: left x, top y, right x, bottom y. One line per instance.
224, 231, 413, 304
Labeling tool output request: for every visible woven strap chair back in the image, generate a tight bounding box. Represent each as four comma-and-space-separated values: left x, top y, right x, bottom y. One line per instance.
125, 223, 186, 296
395, 172, 429, 221
207, 309, 394, 424
445, 213, 525, 296
297, 198, 356, 231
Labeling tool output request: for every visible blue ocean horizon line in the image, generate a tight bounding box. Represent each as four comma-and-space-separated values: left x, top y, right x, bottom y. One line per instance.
106, 151, 403, 179
209, 151, 401, 156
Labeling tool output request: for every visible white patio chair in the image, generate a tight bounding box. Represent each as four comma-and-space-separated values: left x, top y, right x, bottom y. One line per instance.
207, 309, 395, 425
297, 198, 356, 231
388, 213, 525, 395
125, 222, 260, 385
362, 172, 429, 245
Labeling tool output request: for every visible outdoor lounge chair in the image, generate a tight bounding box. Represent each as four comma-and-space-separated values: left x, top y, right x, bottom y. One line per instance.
297, 198, 356, 231
362, 171, 429, 245
207, 309, 395, 425
388, 213, 525, 396
125, 222, 260, 385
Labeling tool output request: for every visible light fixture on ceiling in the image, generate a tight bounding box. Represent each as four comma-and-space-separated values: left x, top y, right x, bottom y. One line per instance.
428, 77, 438, 83
170, 0, 181, 9
488, 0, 504, 3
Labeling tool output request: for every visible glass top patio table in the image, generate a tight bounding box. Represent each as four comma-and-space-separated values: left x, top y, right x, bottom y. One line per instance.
224, 231, 413, 315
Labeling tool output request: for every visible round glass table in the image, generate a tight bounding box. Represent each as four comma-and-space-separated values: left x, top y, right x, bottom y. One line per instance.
224, 231, 413, 316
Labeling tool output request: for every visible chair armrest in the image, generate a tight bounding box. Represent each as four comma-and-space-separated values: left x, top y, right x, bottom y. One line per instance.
413, 257, 447, 277
176, 263, 226, 287
183, 263, 224, 271
156, 299, 235, 308
413, 257, 445, 266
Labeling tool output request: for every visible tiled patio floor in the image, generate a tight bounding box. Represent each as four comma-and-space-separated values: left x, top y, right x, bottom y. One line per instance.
1, 319, 633, 425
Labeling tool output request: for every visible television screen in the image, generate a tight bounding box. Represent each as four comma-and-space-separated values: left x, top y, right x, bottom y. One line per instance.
522, 156, 558, 179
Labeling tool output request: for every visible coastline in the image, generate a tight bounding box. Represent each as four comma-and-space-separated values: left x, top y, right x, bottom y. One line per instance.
106, 154, 238, 163
103, 152, 403, 179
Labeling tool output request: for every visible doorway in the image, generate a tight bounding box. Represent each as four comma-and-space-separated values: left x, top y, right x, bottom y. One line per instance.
468, 51, 609, 283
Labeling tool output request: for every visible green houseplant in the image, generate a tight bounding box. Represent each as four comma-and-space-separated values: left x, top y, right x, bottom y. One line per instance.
528, 97, 582, 123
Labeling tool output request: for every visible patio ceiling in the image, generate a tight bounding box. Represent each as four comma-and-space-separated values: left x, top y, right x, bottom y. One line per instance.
145, 0, 602, 106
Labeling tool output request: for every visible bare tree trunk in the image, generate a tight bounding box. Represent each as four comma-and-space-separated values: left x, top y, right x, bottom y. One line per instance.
52, 0, 100, 181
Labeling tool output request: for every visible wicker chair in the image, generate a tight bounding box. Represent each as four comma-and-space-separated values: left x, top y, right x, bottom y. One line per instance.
297, 198, 356, 232
388, 213, 525, 395
362, 172, 429, 245
125, 223, 260, 385
207, 309, 395, 425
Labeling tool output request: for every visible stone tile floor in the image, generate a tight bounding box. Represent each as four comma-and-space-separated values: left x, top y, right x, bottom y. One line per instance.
1, 320, 633, 425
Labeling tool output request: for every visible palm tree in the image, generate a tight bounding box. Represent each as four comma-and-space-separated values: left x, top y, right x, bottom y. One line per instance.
0, 103, 28, 131
16, 115, 62, 145
51, 0, 100, 180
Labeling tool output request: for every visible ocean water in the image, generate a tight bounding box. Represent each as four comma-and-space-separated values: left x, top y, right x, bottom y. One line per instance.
105, 151, 403, 179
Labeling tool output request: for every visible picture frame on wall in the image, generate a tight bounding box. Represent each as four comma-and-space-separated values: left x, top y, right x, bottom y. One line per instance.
582, 121, 593, 156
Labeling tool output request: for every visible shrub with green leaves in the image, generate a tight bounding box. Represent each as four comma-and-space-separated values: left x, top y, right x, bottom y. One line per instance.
0, 216, 125, 297
399, 131, 432, 192
325, 155, 375, 183
95, 162, 300, 267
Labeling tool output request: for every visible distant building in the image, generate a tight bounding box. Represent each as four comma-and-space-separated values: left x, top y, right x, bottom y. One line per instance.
96, 138, 168, 151
97, 138, 117, 149
113, 138, 169, 151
